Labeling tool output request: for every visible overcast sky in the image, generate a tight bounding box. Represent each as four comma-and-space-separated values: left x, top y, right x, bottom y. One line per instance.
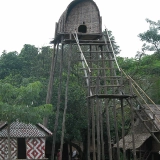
0, 0, 159, 57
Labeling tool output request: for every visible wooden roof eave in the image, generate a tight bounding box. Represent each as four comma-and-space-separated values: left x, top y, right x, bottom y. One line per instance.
0, 122, 7, 131
37, 123, 53, 136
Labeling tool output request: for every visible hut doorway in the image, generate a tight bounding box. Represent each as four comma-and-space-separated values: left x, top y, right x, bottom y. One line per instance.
78, 25, 87, 33
18, 138, 26, 159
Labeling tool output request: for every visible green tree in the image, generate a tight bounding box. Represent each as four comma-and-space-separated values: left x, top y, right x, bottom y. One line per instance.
108, 30, 121, 55
0, 80, 52, 159
19, 44, 39, 77
0, 51, 22, 79
138, 19, 160, 54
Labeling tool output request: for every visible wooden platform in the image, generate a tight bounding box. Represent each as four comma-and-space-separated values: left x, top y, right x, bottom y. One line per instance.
50, 33, 103, 44
87, 94, 136, 99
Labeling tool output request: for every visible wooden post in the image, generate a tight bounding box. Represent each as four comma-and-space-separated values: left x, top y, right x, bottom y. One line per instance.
90, 45, 96, 160
121, 99, 126, 160
51, 44, 63, 160
100, 101, 105, 160
100, 45, 113, 160
87, 73, 91, 160
129, 98, 137, 160
60, 43, 72, 160
113, 100, 120, 160
96, 77, 101, 160
44, 44, 58, 127
129, 77, 137, 160
91, 100, 96, 160
105, 100, 113, 160
69, 141, 72, 160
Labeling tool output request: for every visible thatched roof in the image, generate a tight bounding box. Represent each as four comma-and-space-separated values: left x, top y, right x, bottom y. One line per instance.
114, 104, 160, 149
114, 133, 151, 149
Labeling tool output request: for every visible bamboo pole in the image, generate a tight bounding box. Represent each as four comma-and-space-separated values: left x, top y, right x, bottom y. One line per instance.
100, 44, 112, 160
130, 98, 137, 160
113, 100, 120, 160
121, 99, 126, 160
100, 101, 105, 160
128, 77, 137, 160
105, 100, 112, 160
99, 46, 105, 160
44, 44, 58, 127
90, 45, 96, 160
96, 77, 101, 160
87, 72, 91, 160
51, 44, 63, 160
60, 43, 72, 160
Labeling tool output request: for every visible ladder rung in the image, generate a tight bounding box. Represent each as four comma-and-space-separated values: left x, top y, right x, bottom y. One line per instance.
87, 59, 115, 61
142, 119, 154, 122
77, 59, 115, 62
88, 94, 133, 99
150, 130, 159, 133
77, 51, 112, 53
80, 68, 113, 70
83, 76, 121, 79
89, 85, 122, 88
63, 39, 111, 43
73, 43, 110, 45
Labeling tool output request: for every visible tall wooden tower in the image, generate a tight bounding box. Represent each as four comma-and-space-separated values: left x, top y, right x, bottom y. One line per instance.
46, 0, 160, 160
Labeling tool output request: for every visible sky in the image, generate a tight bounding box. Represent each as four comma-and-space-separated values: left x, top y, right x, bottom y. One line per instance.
0, 0, 159, 58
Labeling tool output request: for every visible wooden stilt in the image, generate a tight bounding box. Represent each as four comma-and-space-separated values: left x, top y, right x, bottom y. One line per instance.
128, 98, 137, 160
100, 44, 113, 160
91, 100, 96, 160
100, 101, 105, 160
105, 100, 112, 160
44, 44, 58, 127
121, 99, 126, 160
51, 44, 63, 160
113, 100, 120, 160
96, 77, 101, 160
89, 45, 96, 160
87, 73, 91, 160
60, 43, 72, 160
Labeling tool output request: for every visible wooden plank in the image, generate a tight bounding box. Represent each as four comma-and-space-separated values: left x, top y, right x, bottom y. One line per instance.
87, 94, 134, 99
77, 51, 112, 53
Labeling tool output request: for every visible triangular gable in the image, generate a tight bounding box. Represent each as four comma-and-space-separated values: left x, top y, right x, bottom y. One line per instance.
0, 121, 52, 138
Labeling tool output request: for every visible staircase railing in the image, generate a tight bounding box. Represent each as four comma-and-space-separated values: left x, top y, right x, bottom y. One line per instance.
121, 68, 160, 143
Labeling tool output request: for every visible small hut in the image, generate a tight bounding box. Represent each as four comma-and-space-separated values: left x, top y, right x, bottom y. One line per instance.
0, 121, 52, 159
53, 0, 102, 42
114, 104, 160, 160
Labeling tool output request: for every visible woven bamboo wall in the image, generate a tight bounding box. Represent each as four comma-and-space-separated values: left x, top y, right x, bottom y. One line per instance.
65, 1, 100, 33
56, 0, 101, 35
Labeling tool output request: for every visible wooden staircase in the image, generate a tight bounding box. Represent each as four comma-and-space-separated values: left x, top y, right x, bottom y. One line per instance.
70, 29, 160, 160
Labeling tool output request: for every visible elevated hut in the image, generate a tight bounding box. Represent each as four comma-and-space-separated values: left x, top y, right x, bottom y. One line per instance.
47, 0, 160, 160
0, 121, 52, 159
53, 0, 102, 43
